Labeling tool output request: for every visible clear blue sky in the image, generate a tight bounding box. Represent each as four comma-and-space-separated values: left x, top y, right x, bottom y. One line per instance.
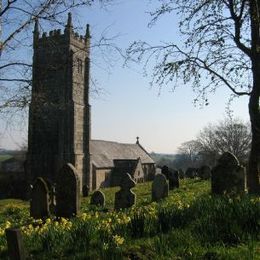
0, 0, 250, 153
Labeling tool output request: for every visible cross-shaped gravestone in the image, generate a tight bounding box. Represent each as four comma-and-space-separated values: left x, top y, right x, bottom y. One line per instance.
115, 172, 136, 210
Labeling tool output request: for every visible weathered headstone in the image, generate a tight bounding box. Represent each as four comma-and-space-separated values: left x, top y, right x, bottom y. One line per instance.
168, 170, 179, 190
198, 165, 211, 180
30, 177, 50, 219
5, 228, 26, 260
152, 173, 169, 201
185, 167, 197, 178
56, 163, 80, 218
82, 184, 89, 197
211, 152, 246, 195
115, 172, 136, 210
90, 190, 105, 206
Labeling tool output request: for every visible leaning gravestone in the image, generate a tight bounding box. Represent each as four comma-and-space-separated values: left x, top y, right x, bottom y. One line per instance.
211, 152, 246, 195
152, 173, 169, 201
90, 190, 105, 206
6, 228, 26, 260
198, 165, 211, 180
30, 177, 50, 219
115, 172, 136, 210
56, 163, 80, 218
168, 170, 179, 190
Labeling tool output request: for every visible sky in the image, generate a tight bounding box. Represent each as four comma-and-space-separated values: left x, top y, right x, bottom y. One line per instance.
0, 0, 250, 153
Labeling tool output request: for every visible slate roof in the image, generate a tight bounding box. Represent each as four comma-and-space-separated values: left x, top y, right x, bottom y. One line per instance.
90, 140, 155, 168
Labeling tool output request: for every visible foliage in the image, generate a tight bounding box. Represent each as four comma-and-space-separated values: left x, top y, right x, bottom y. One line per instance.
0, 179, 259, 258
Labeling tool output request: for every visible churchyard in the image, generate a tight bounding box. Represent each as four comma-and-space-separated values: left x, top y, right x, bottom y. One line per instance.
0, 173, 259, 259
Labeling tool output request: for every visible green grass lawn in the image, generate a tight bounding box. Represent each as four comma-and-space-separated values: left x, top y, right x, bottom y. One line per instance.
0, 179, 259, 259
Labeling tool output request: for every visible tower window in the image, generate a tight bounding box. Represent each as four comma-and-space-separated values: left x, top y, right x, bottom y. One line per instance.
77, 58, 83, 74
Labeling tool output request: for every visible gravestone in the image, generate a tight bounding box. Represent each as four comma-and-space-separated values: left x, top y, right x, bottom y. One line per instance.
185, 167, 197, 178
211, 152, 246, 195
5, 228, 26, 260
152, 173, 169, 201
49, 184, 56, 215
168, 170, 179, 190
30, 177, 50, 219
198, 165, 211, 180
161, 165, 170, 179
56, 163, 80, 218
115, 172, 136, 210
178, 169, 185, 179
82, 184, 89, 197
90, 190, 105, 206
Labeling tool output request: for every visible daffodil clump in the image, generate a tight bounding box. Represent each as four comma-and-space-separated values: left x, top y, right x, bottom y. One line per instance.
0, 179, 258, 259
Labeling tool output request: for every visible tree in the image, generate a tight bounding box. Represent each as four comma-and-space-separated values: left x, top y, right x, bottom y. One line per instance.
0, 0, 113, 113
127, 1, 260, 193
177, 140, 201, 168
176, 117, 251, 169
197, 118, 251, 165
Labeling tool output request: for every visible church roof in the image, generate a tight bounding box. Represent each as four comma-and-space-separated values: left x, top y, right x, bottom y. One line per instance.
90, 140, 155, 168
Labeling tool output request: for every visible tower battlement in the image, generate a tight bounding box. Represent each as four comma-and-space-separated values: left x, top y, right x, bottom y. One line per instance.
34, 13, 90, 50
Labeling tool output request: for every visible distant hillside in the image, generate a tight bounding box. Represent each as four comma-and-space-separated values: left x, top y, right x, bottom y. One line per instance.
150, 152, 176, 165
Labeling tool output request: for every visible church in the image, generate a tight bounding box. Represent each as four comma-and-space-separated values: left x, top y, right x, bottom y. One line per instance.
27, 13, 155, 191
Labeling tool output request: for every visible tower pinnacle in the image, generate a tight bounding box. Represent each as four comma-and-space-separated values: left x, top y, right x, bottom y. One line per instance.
33, 18, 39, 47
65, 12, 73, 34
85, 24, 90, 39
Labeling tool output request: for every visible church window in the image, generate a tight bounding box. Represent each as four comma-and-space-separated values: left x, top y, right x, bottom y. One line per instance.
77, 58, 83, 74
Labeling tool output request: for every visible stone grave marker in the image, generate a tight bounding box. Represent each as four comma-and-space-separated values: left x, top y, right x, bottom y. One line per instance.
198, 165, 211, 180
115, 172, 136, 210
56, 163, 80, 218
185, 167, 197, 178
161, 165, 170, 179
211, 152, 246, 195
152, 173, 169, 201
5, 228, 26, 260
178, 169, 185, 179
90, 190, 105, 206
30, 177, 50, 219
168, 170, 179, 190
82, 184, 89, 197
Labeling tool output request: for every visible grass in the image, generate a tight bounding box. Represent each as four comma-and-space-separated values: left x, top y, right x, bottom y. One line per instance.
0, 155, 12, 163
0, 179, 259, 259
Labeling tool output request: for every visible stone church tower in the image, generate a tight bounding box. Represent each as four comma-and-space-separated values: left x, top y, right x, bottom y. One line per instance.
27, 13, 91, 190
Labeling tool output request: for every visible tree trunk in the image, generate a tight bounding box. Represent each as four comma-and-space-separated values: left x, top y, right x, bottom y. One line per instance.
248, 0, 260, 194
248, 59, 260, 194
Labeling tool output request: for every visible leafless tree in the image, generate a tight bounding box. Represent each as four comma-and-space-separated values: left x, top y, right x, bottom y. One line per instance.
0, 0, 116, 113
126, 0, 259, 193
177, 140, 201, 168
197, 118, 251, 165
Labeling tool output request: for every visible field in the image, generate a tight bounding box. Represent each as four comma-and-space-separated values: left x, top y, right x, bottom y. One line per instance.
0, 179, 259, 259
